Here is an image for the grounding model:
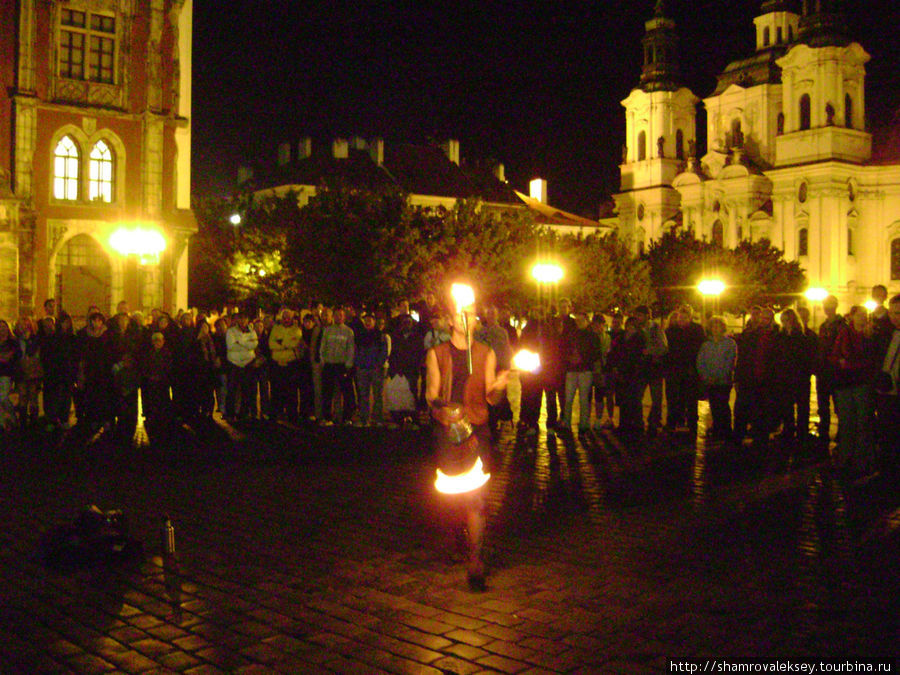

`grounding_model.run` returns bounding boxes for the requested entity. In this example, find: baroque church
[613,0,900,307]
[0,0,195,322]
